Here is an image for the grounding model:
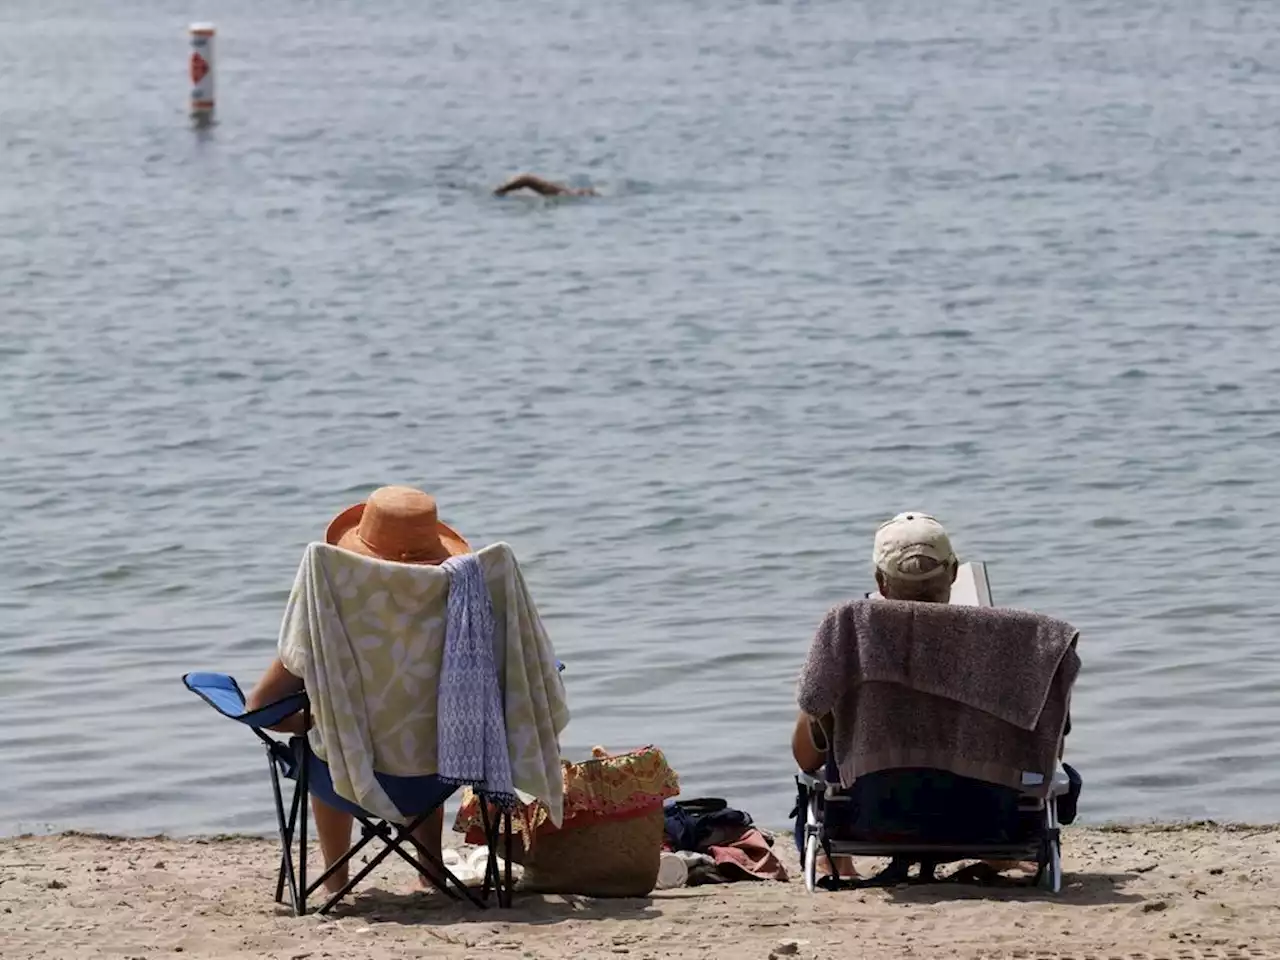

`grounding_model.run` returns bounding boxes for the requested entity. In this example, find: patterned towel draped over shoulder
[277,541,570,825]
[797,599,1079,795]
